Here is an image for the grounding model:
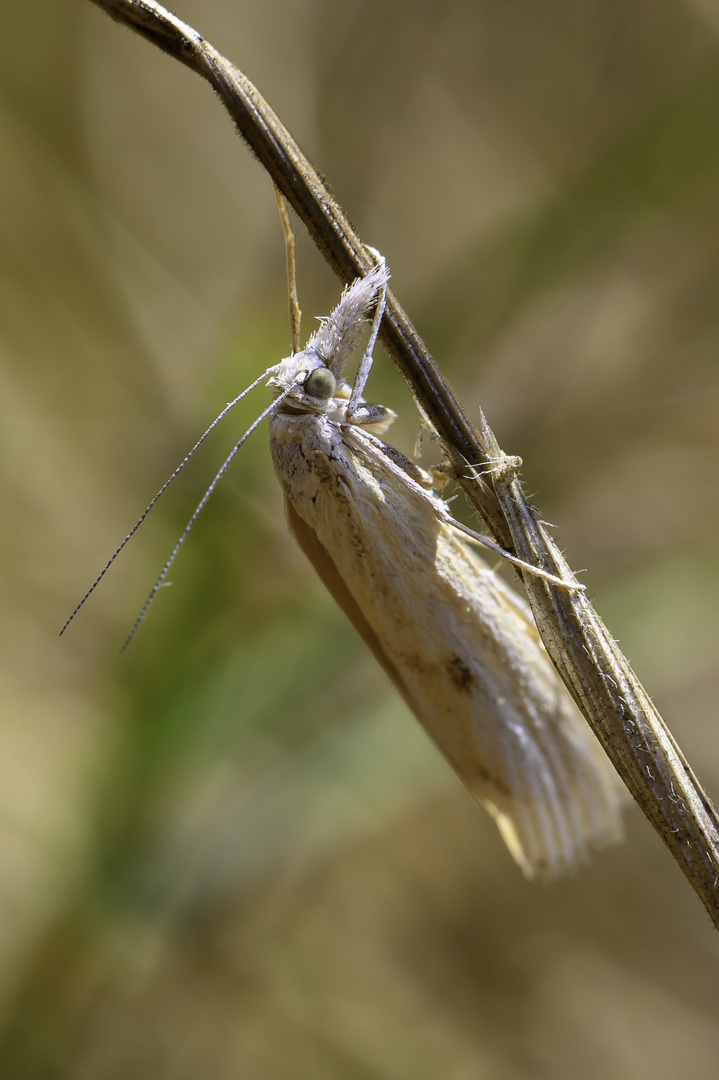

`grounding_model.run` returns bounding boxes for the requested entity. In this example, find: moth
[266,261,623,878]
[63,258,624,878]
